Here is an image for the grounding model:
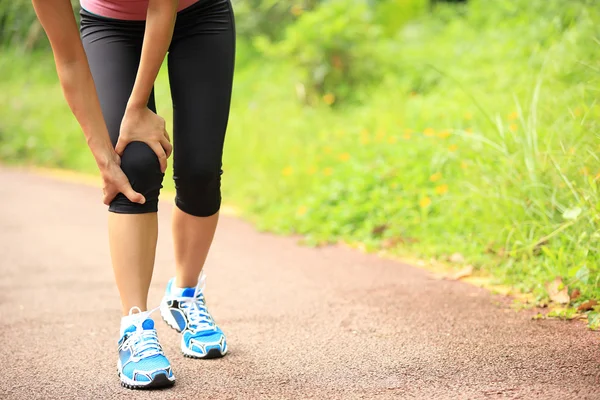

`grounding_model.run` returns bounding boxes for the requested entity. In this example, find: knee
[109,141,164,214]
[174,165,222,217]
